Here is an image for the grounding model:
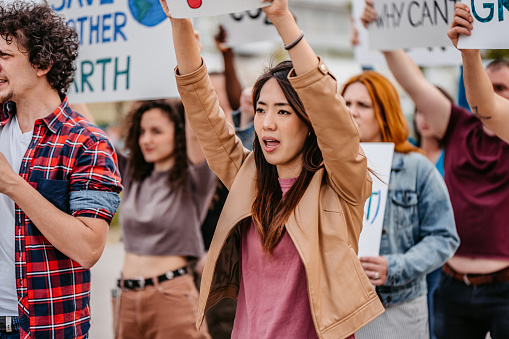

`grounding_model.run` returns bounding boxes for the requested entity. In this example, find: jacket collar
[40,97,71,134]
[0,98,71,133]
